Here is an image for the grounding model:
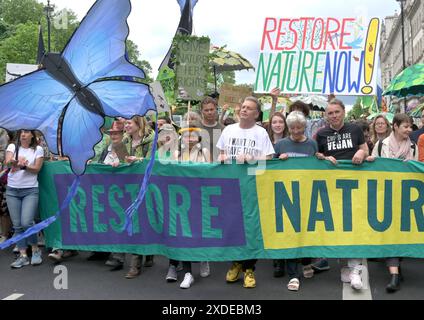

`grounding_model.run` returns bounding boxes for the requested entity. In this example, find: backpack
[377,139,416,157]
